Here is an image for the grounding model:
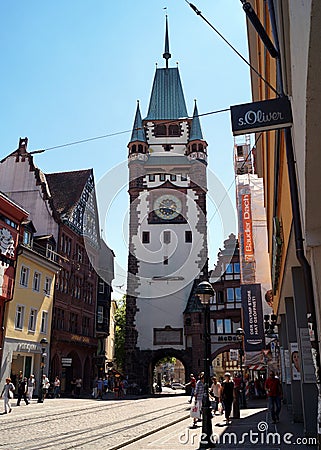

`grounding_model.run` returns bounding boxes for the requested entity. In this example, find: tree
[114,296,126,371]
